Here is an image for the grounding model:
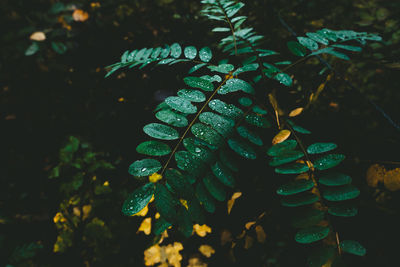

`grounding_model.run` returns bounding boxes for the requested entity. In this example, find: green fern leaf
[136,141,171,156]
[219,78,254,94]
[199,47,213,62]
[291,208,325,228]
[236,126,263,146]
[153,216,172,235]
[212,161,235,187]
[307,143,337,154]
[323,185,360,201]
[203,174,226,201]
[155,110,188,127]
[328,205,358,217]
[191,123,224,147]
[170,43,182,58]
[295,226,330,244]
[281,193,319,207]
[340,240,366,256]
[313,154,345,170]
[319,173,352,186]
[155,183,177,223]
[184,46,197,59]
[177,89,206,102]
[143,123,180,140]
[267,139,297,156]
[121,183,155,216]
[183,137,216,163]
[269,150,304,166]
[287,41,307,56]
[184,77,214,91]
[276,179,314,196]
[245,113,270,128]
[196,182,216,213]
[208,99,244,120]
[275,163,309,174]
[128,159,162,177]
[227,138,257,159]
[165,169,194,199]
[297,37,319,50]
[199,112,235,136]
[165,96,198,114]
